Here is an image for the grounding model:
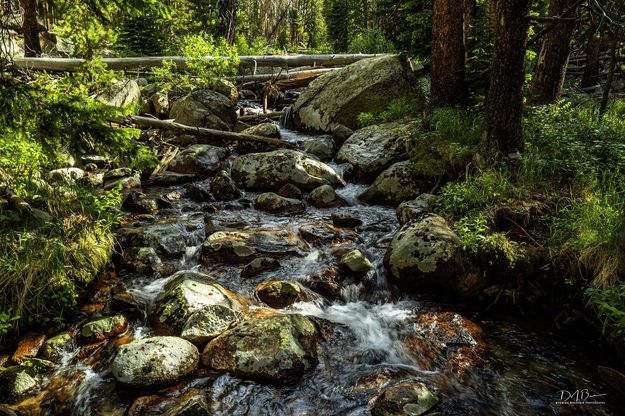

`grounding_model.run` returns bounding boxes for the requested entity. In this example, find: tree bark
[580,34,602,88]
[20,0,41,57]
[528,0,578,104]
[599,33,621,116]
[431,0,466,106]
[483,0,531,156]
